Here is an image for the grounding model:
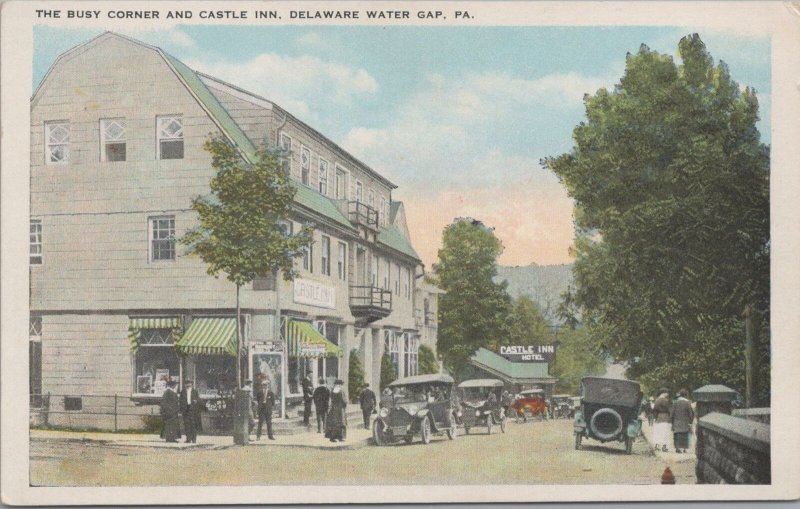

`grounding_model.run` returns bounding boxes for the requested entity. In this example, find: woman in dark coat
[671,389,695,453]
[160,380,181,443]
[325,379,347,442]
